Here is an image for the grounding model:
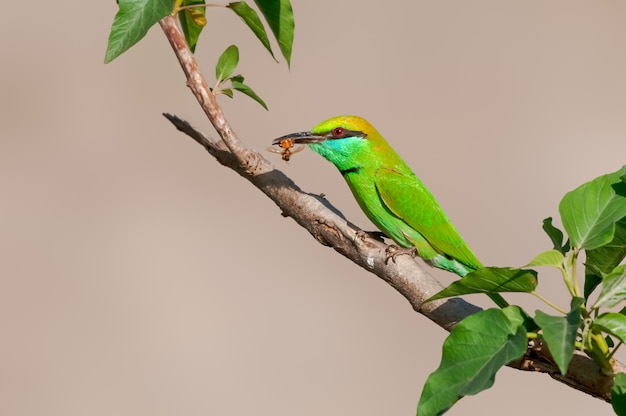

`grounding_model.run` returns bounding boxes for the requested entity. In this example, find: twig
[159,17,247,160]
[157,15,623,402]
